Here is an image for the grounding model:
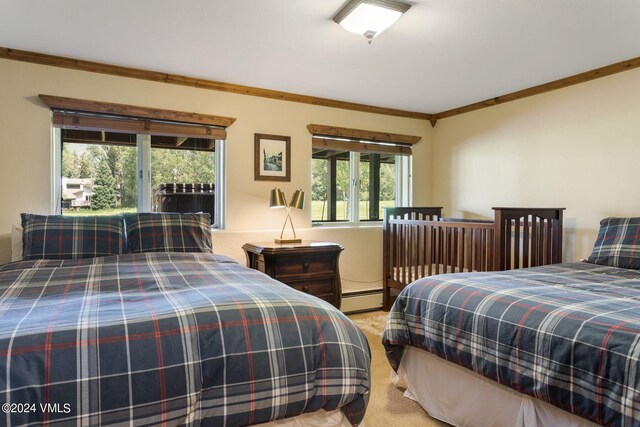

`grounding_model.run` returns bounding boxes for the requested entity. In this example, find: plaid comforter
[383,262,640,427]
[0,253,370,426]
